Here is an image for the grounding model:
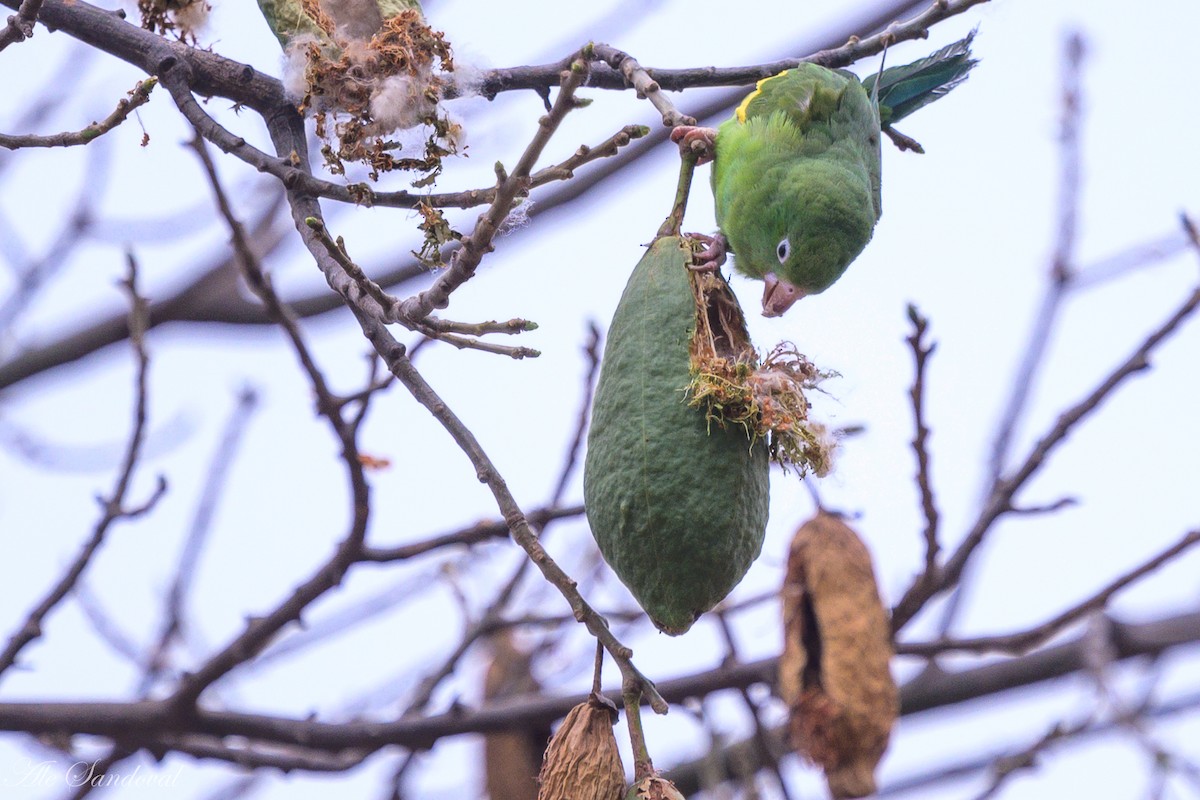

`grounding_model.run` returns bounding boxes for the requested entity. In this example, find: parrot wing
[862,31,978,125]
[734,66,857,137]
